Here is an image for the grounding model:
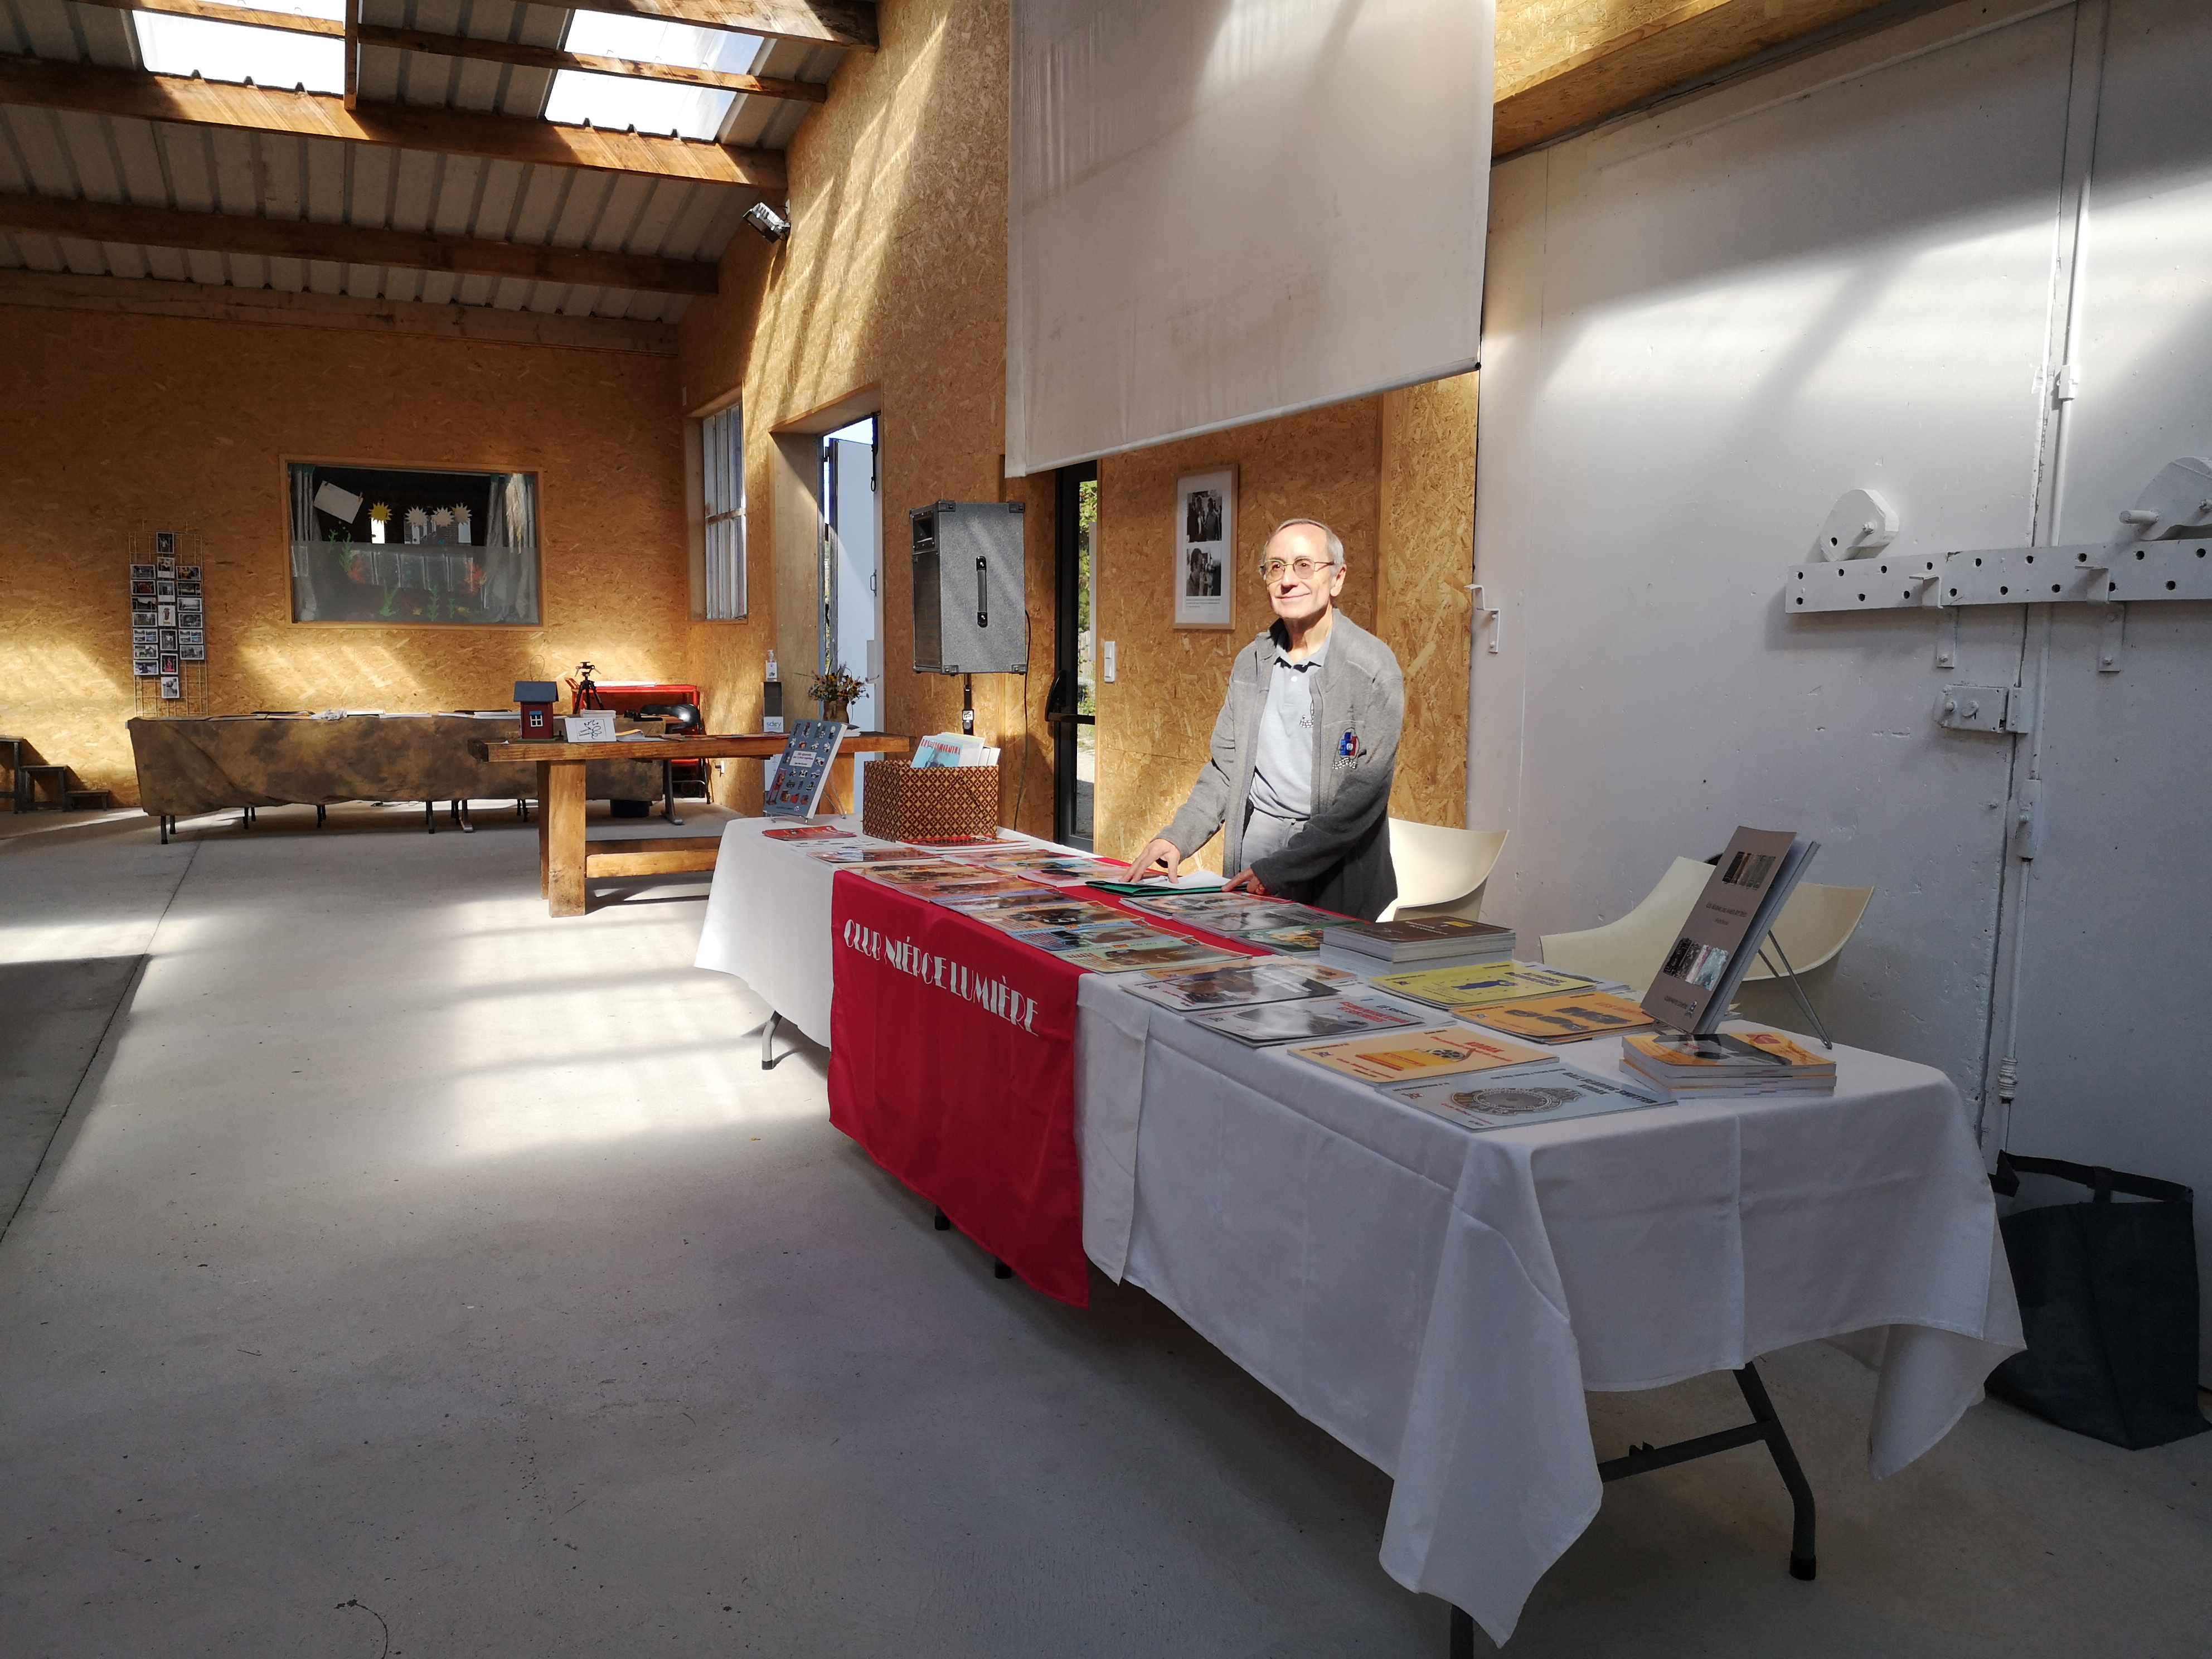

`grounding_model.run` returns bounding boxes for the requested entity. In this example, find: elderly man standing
[1132,518,1403,919]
